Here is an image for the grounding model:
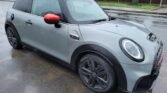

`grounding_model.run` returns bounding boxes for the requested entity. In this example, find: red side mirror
[44,13,61,24]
